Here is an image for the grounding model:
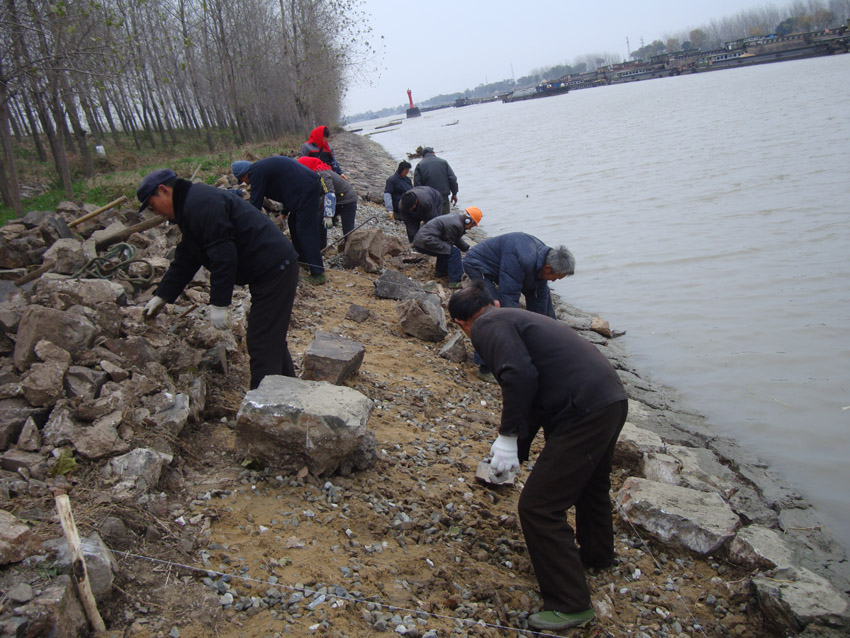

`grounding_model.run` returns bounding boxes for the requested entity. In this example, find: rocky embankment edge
[338,130,850,636]
[0,129,846,638]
